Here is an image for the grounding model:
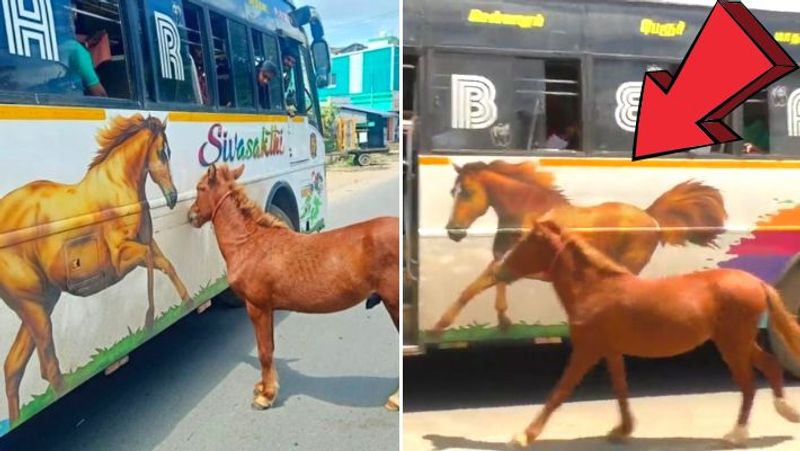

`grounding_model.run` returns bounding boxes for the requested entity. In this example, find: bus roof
[622,0,800,14]
[197,0,307,43]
